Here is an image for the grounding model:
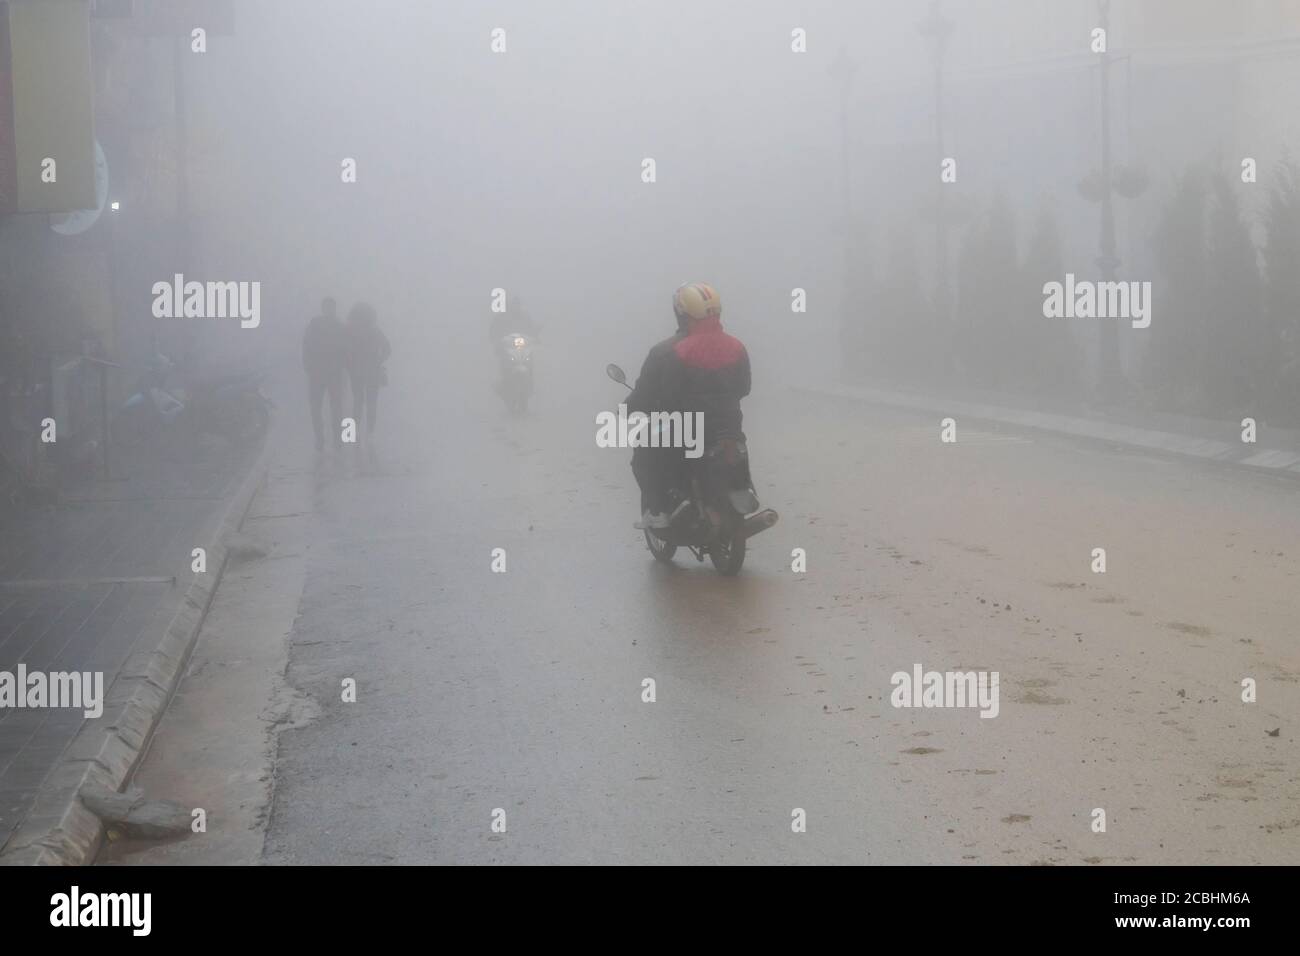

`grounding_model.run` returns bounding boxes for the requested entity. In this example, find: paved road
[236,349,1300,866]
